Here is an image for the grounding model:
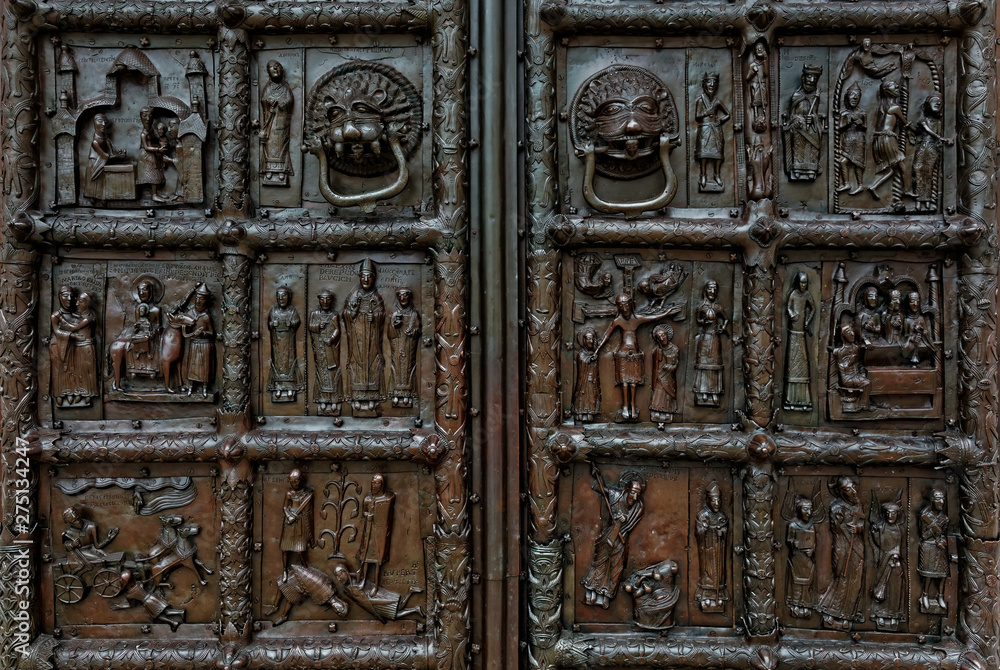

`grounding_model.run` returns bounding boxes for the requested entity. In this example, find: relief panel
[565,462,738,632]
[775,468,959,636]
[563,249,742,425]
[40,463,219,635]
[254,462,434,635]
[253,253,432,422]
[41,257,223,424]
[776,37,958,215]
[40,35,216,212]
[251,35,431,216]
